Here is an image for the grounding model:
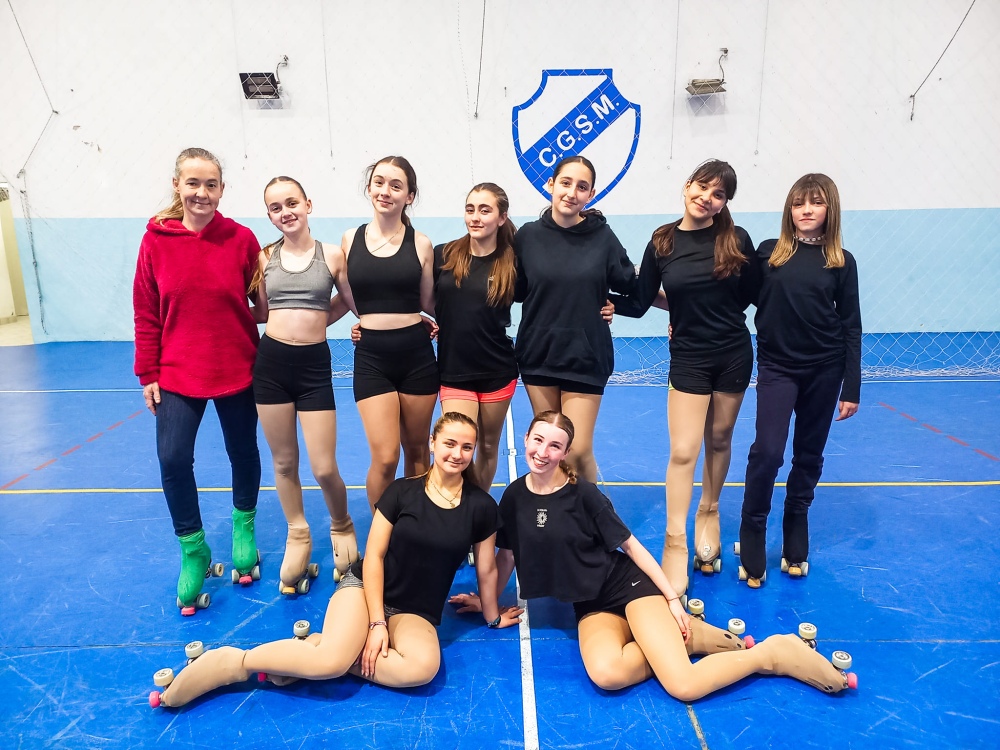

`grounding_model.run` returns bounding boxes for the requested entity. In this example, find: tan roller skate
[149,645,249,708]
[756,631,858,693]
[330,516,359,582]
[685,611,754,655]
[661,531,690,607]
[693,497,722,575]
[279,525,319,596]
